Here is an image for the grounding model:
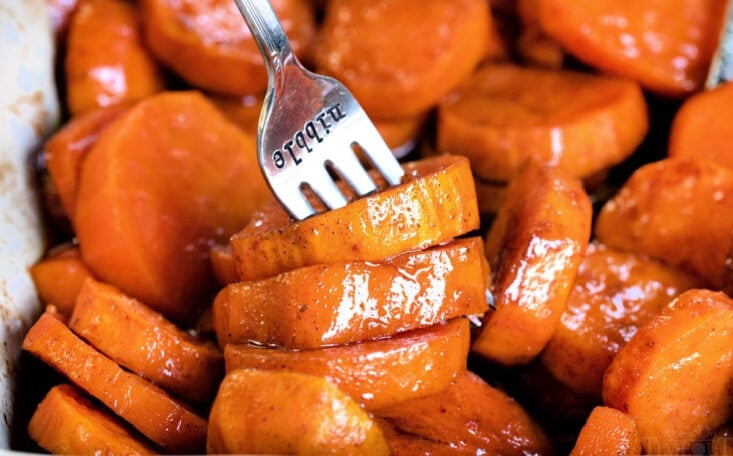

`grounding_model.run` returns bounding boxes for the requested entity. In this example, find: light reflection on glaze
[321,246,461,341]
[502,236,577,316]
